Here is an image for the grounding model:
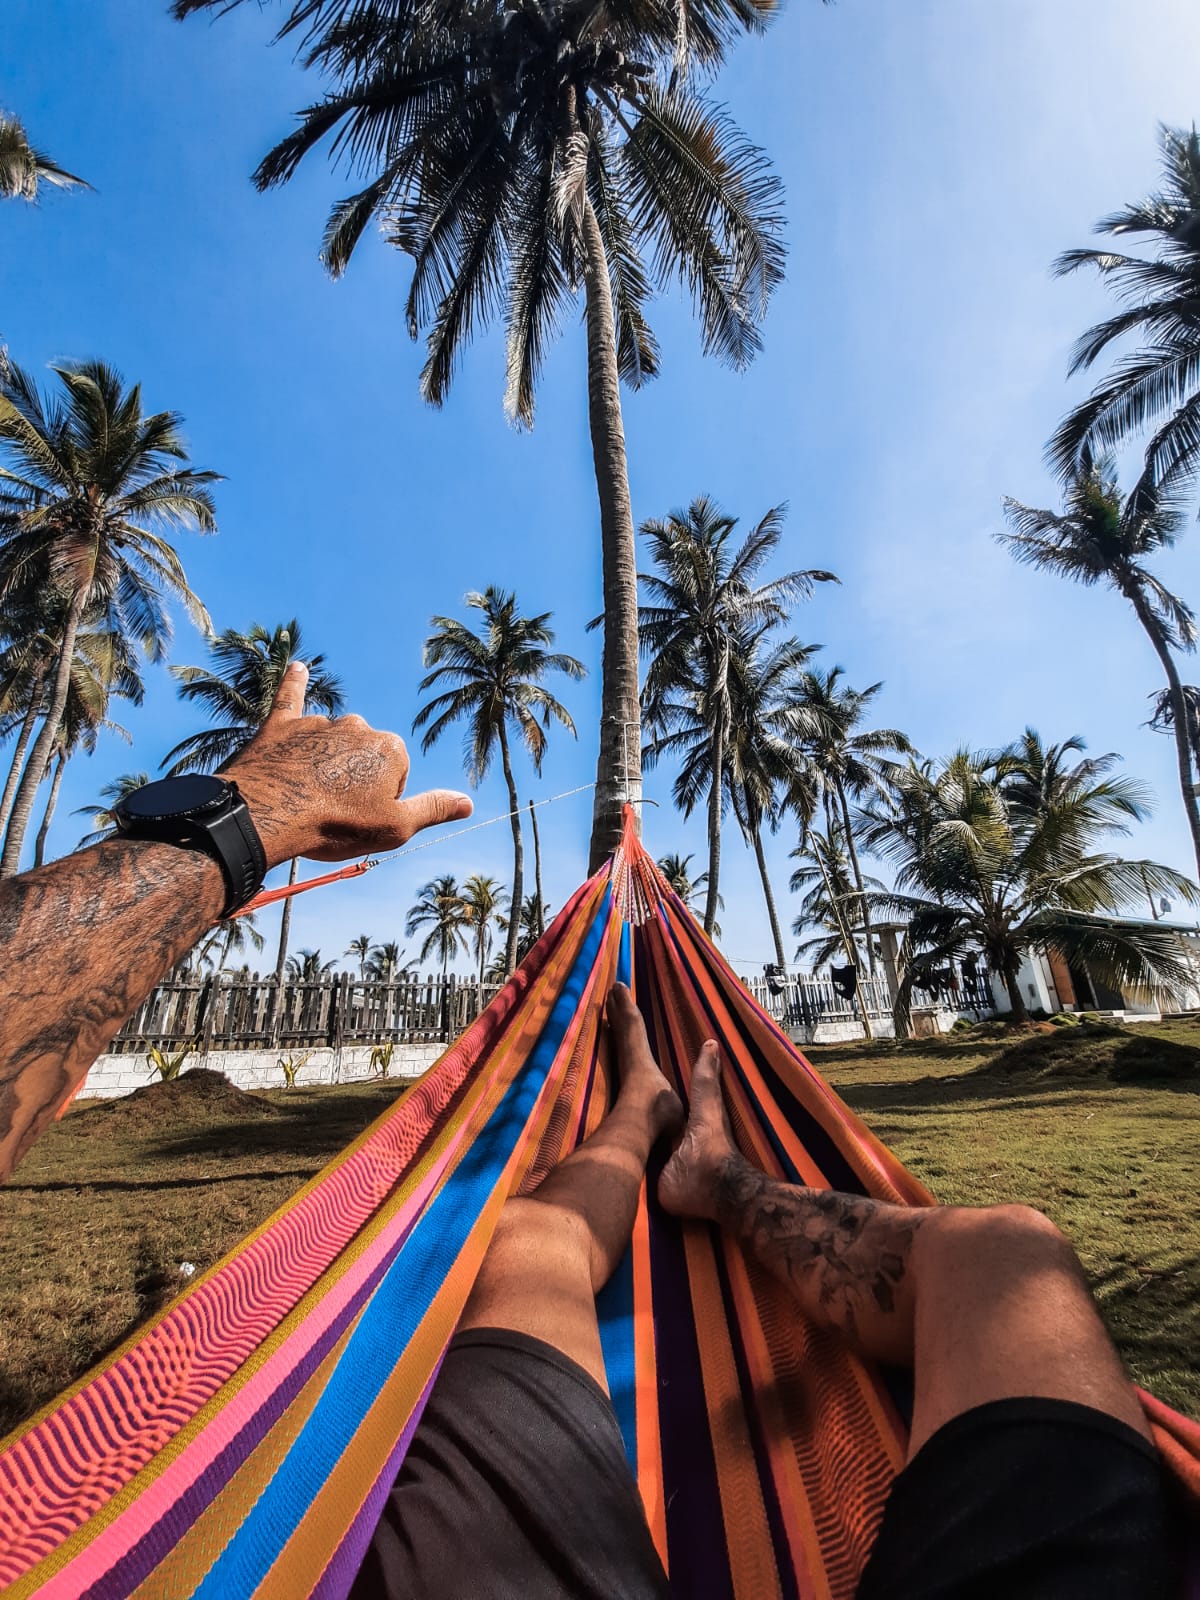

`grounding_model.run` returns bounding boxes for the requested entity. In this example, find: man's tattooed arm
[0,662,471,1181]
[0,840,227,1178]
[714,1158,926,1362]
